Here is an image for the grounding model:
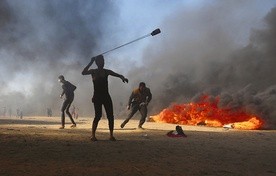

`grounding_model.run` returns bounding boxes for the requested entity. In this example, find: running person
[58,75,77,129]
